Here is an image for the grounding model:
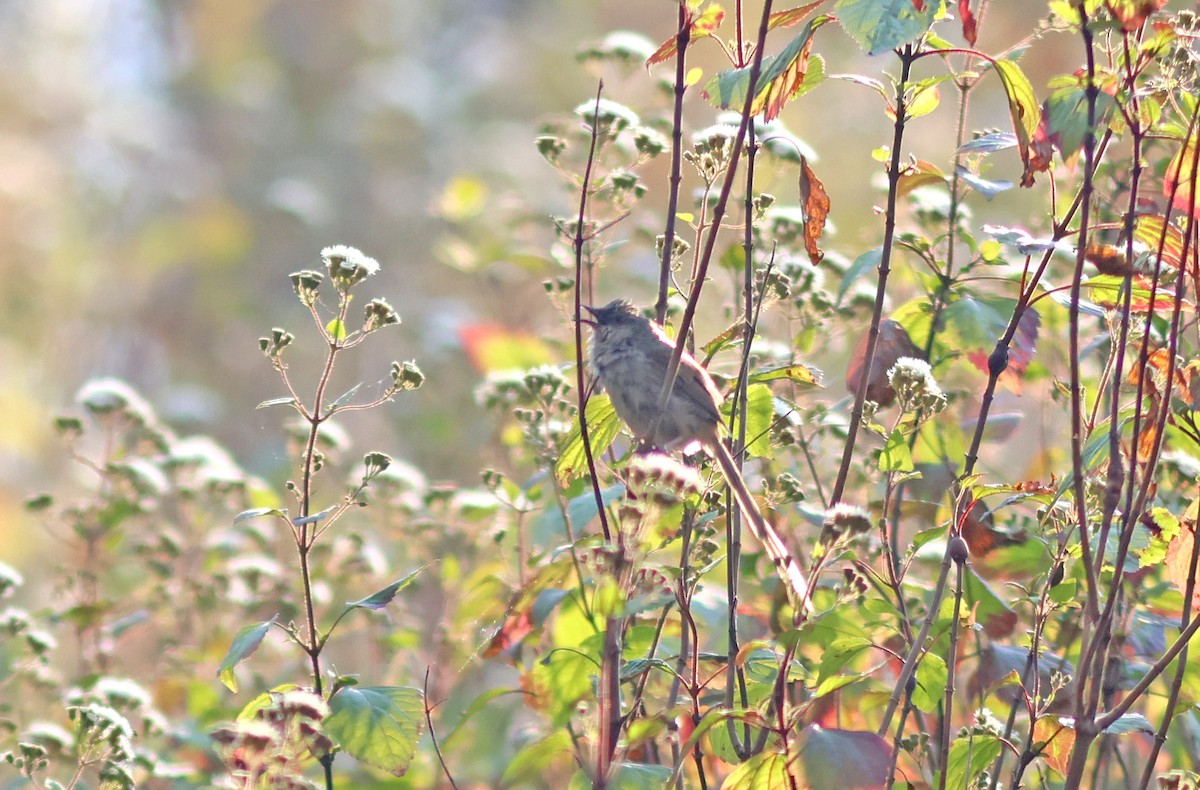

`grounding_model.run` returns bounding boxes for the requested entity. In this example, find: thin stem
[830,44,917,505]
[574,80,613,544]
[646,0,775,443]
[656,3,690,324]
[424,668,459,790]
